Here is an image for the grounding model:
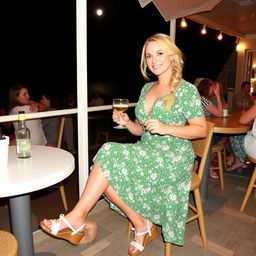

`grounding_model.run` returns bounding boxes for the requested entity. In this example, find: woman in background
[227,104,256,170]
[211,81,229,109]
[197,78,223,117]
[197,78,224,178]
[9,84,47,145]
